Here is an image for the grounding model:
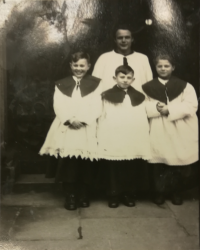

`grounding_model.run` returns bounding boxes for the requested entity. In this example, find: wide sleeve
[92,55,105,78]
[53,86,74,124]
[75,83,103,125]
[144,56,153,83]
[168,83,198,122]
[144,96,162,118]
